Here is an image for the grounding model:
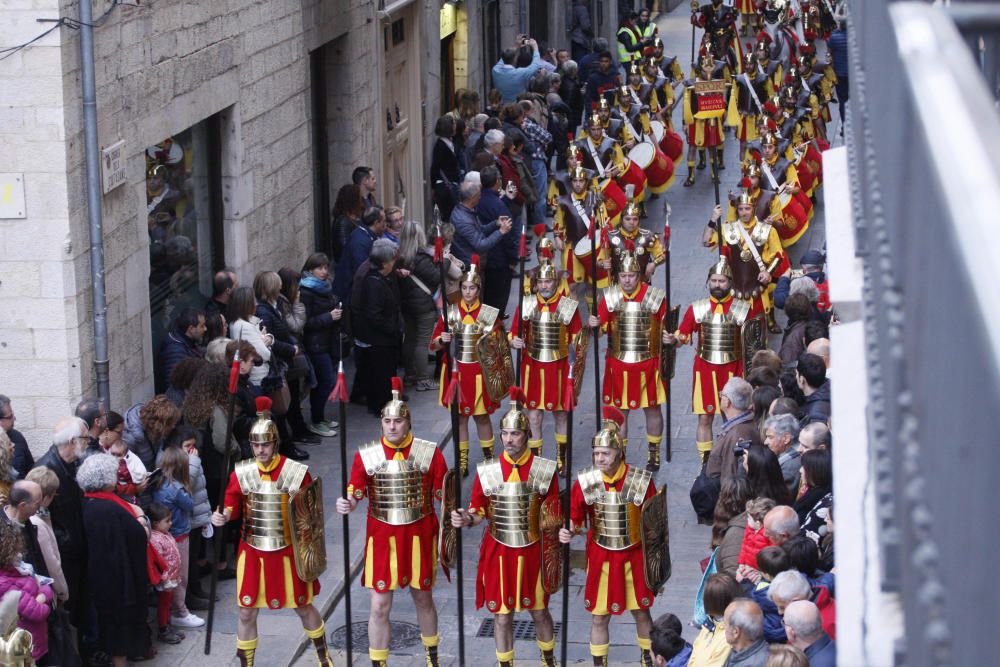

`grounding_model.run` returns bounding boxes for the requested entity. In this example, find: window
[145,117,224,376]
